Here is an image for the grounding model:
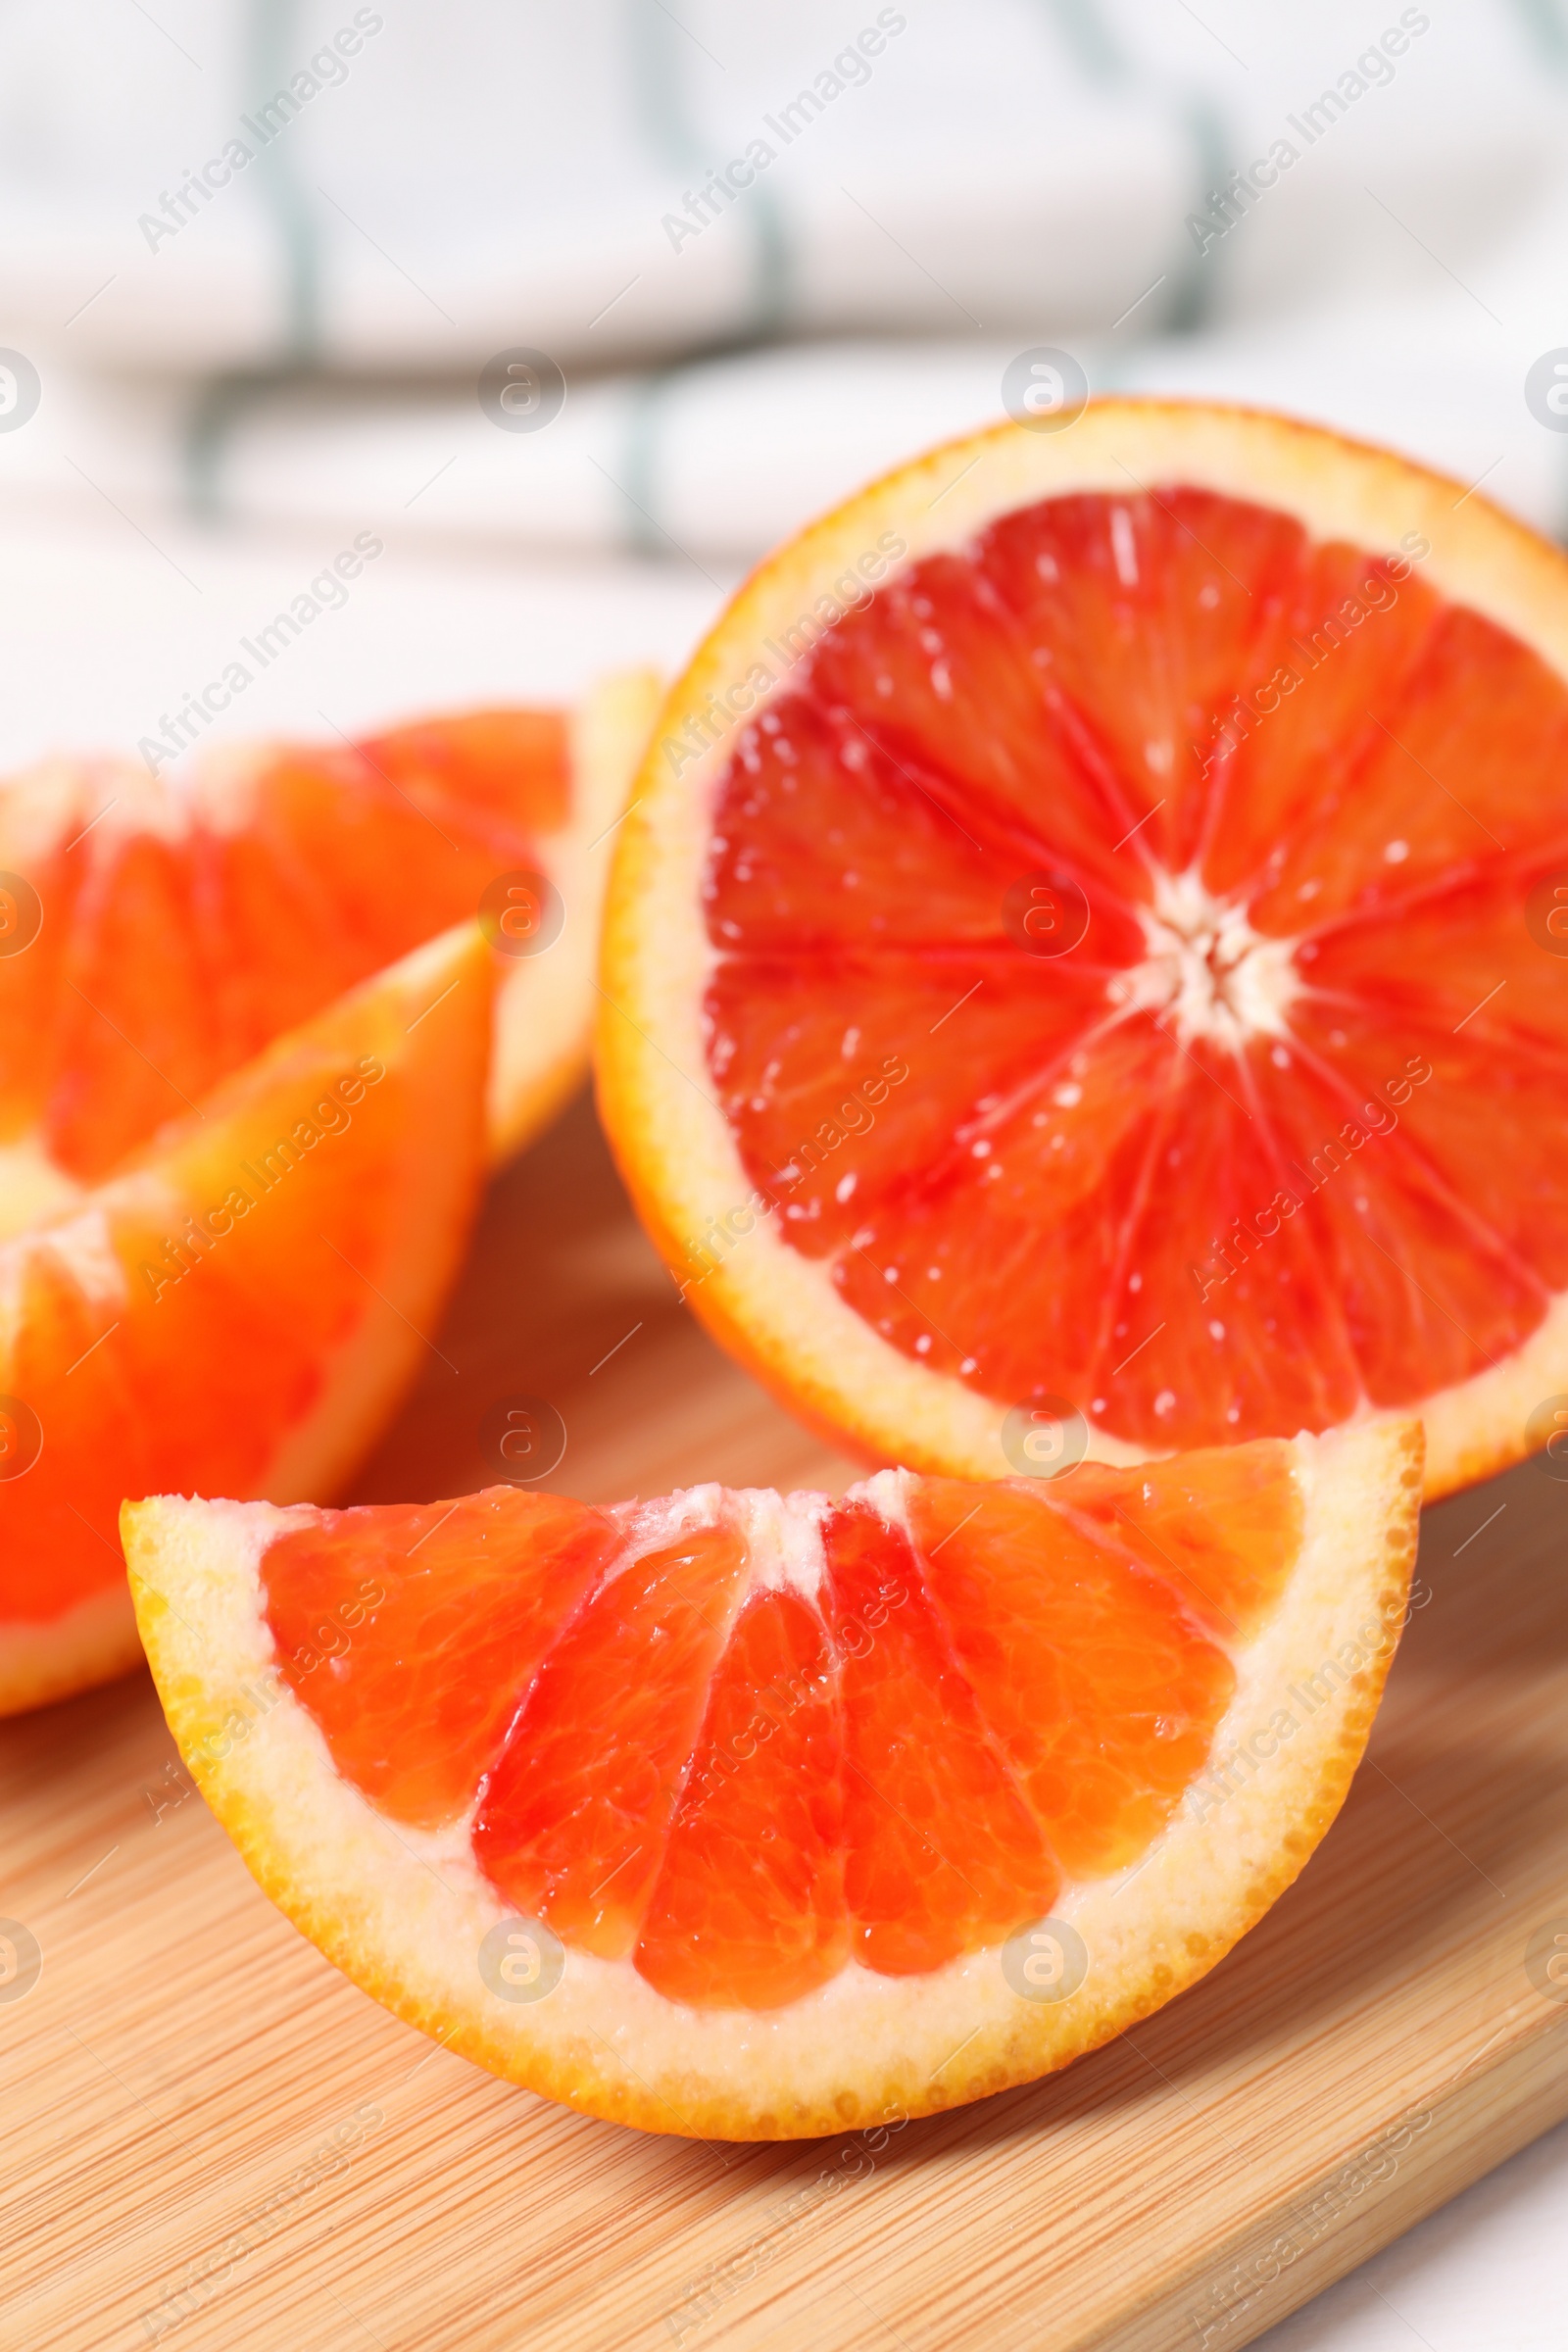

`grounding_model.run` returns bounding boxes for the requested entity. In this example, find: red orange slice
[0,924,492,1713]
[0,669,658,1239]
[124,1417,1420,2138]
[597,403,1568,1497]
